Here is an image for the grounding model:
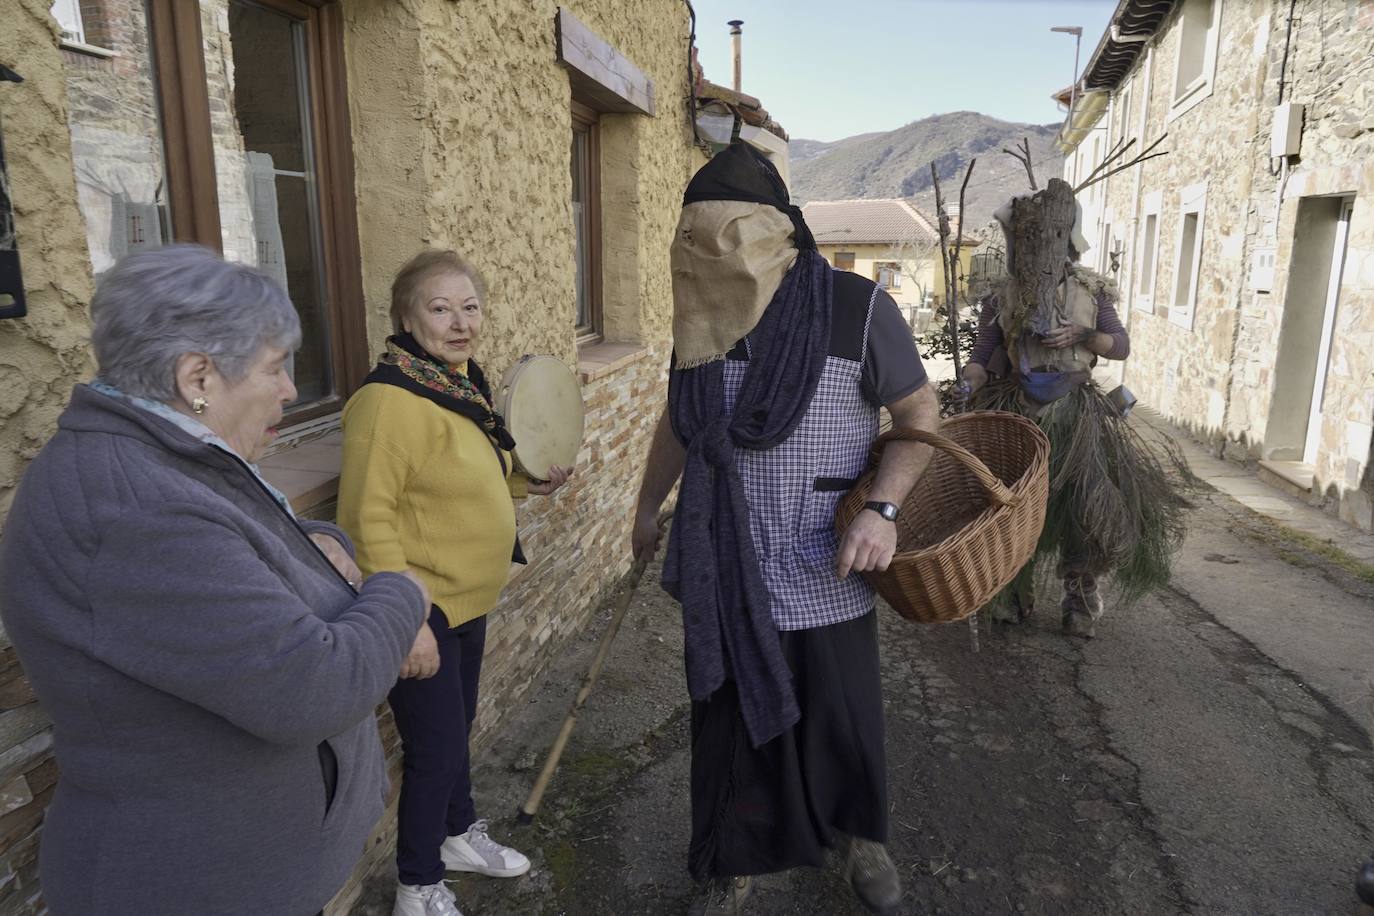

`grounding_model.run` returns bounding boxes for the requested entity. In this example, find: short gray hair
[91,245,302,401]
